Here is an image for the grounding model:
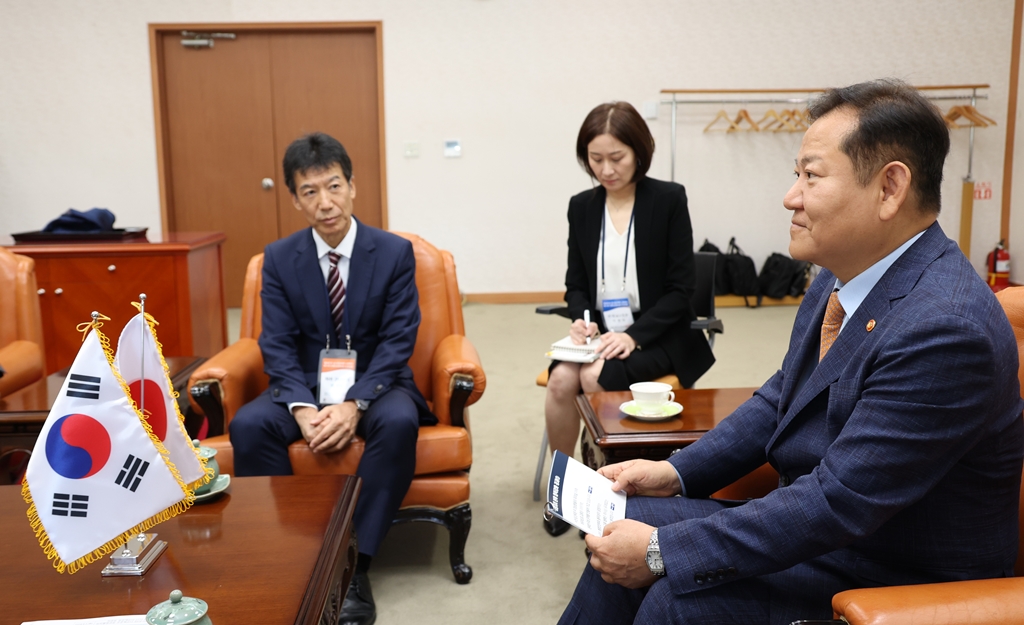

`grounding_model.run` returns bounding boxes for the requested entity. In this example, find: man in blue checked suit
[230,132,434,625]
[559,80,1024,625]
